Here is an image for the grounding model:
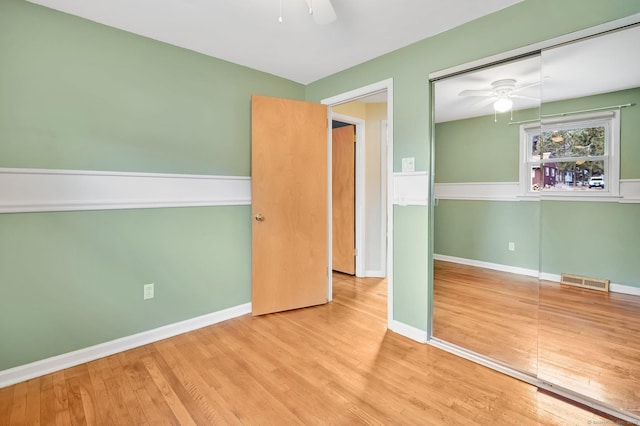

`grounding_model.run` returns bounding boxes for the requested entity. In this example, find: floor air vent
[560,273,609,292]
